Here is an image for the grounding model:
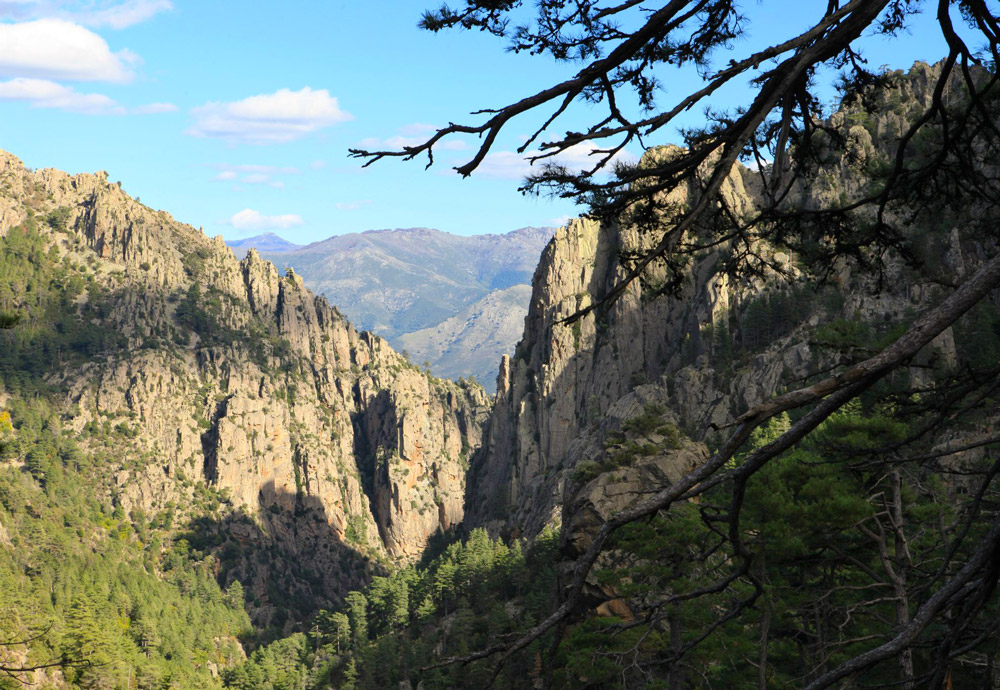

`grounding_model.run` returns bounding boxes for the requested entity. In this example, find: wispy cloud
[134,101,176,114]
[466,141,637,180]
[224,208,304,235]
[0,78,174,115]
[0,0,173,28]
[0,77,124,113]
[334,199,372,211]
[0,18,138,82]
[187,87,352,144]
[75,0,172,29]
[356,122,468,152]
[209,162,300,189]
